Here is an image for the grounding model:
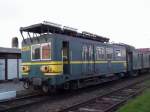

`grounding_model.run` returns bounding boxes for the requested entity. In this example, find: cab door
[62,41,70,75]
